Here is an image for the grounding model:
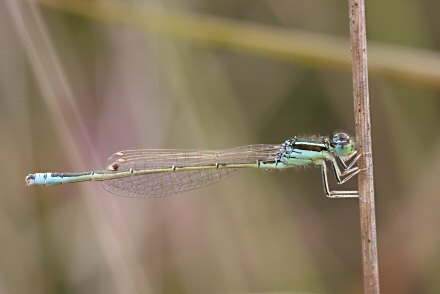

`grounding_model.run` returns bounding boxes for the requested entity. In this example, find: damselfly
[26,132,361,198]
